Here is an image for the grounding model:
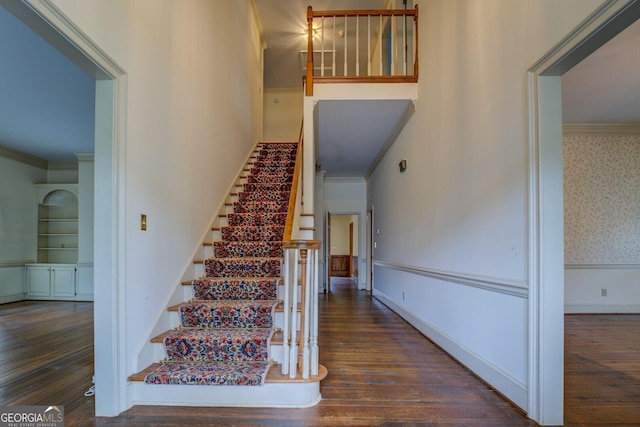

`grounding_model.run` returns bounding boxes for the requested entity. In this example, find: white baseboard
[0,293,25,304]
[373,289,528,411]
[565,304,640,314]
